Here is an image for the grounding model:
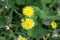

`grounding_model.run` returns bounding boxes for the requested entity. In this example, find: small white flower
[18,35,22,38]
[51,34,58,38]
[5,25,10,30]
[5,6,8,9]
[21,19,25,22]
